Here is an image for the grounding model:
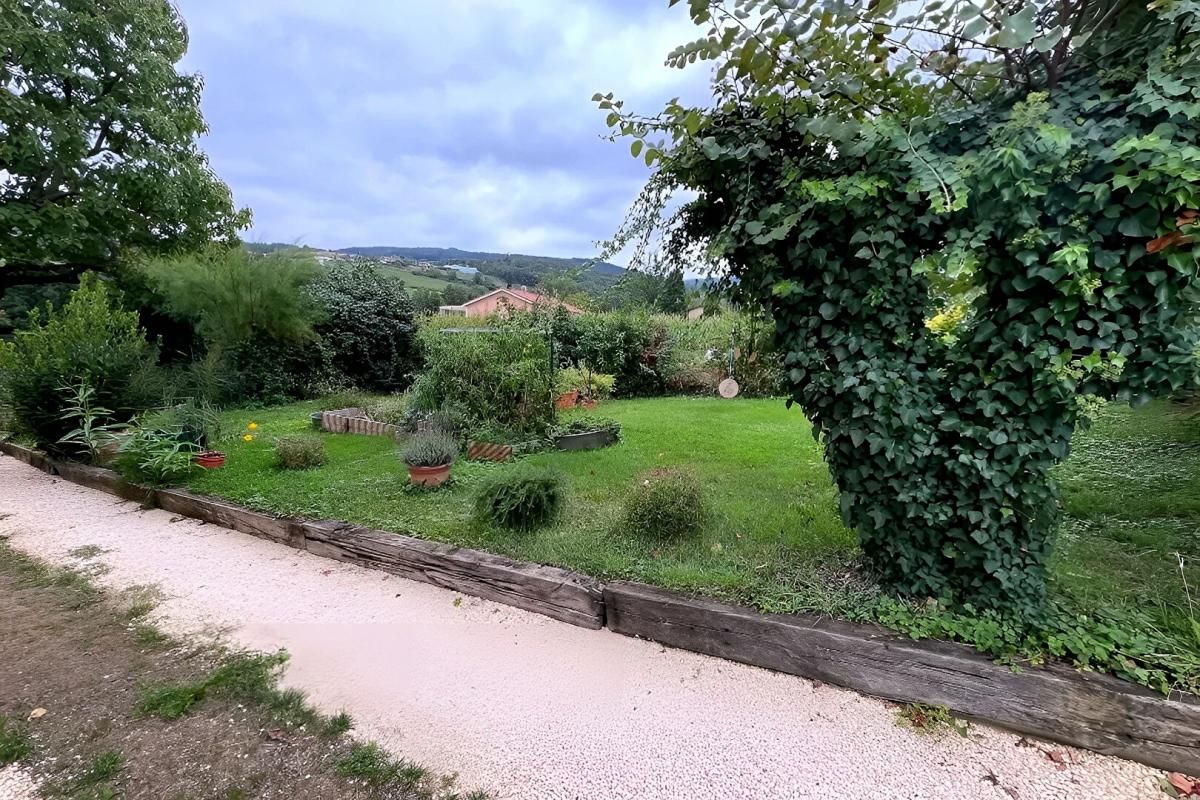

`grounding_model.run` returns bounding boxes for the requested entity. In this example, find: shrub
[555,367,615,399]
[274,436,327,470]
[400,432,459,468]
[622,469,707,540]
[114,419,198,486]
[0,275,158,450]
[410,327,553,433]
[363,394,408,425]
[474,466,565,530]
[140,398,222,450]
[309,263,417,392]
